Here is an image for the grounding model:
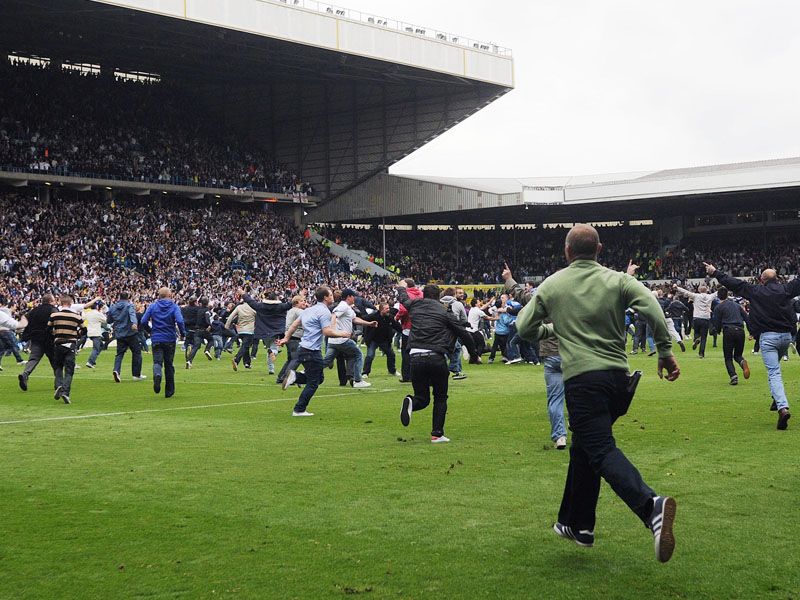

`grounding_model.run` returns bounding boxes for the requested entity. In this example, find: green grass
[1,342,798,599]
